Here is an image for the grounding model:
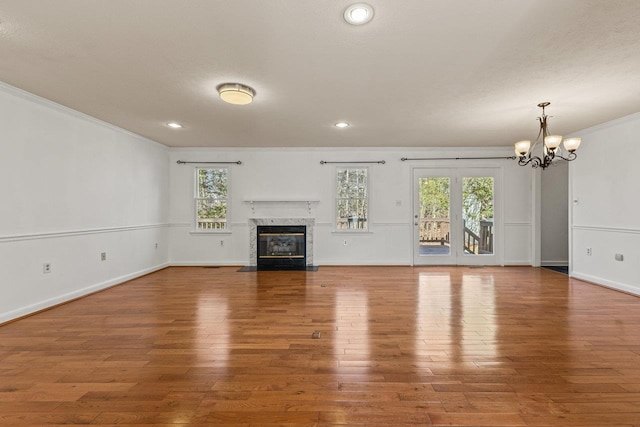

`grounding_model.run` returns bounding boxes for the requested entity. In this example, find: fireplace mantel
[248,218,314,266]
[244,199,319,215]
[244,199,319,203]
